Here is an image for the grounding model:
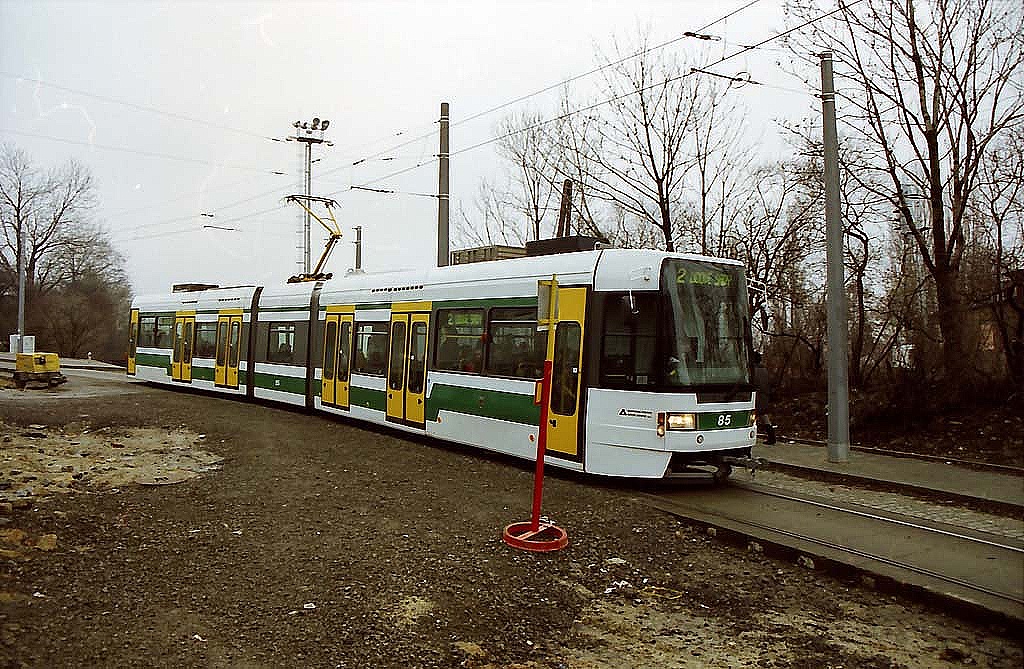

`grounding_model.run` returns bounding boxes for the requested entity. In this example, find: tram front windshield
[597,259,750,390]
[661,259,749,387]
